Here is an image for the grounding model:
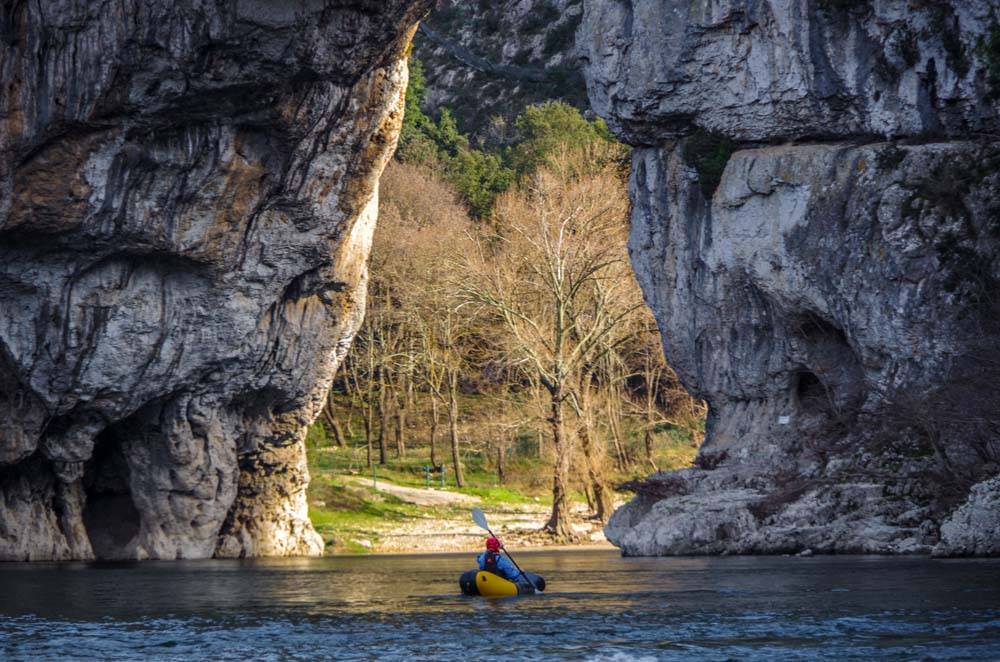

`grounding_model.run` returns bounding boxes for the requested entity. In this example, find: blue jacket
[477,551,519,581]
